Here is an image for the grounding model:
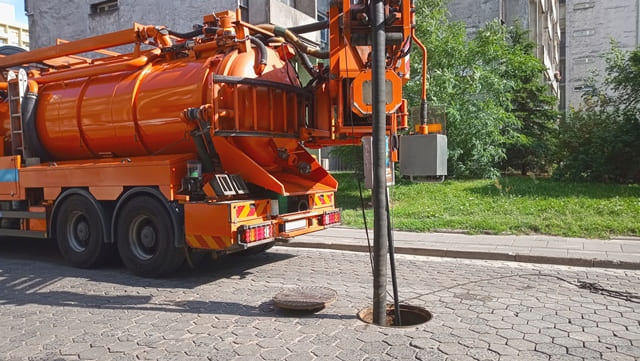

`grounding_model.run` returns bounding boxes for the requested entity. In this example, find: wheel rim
[129,214,158,261]
[66,211,91,253]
